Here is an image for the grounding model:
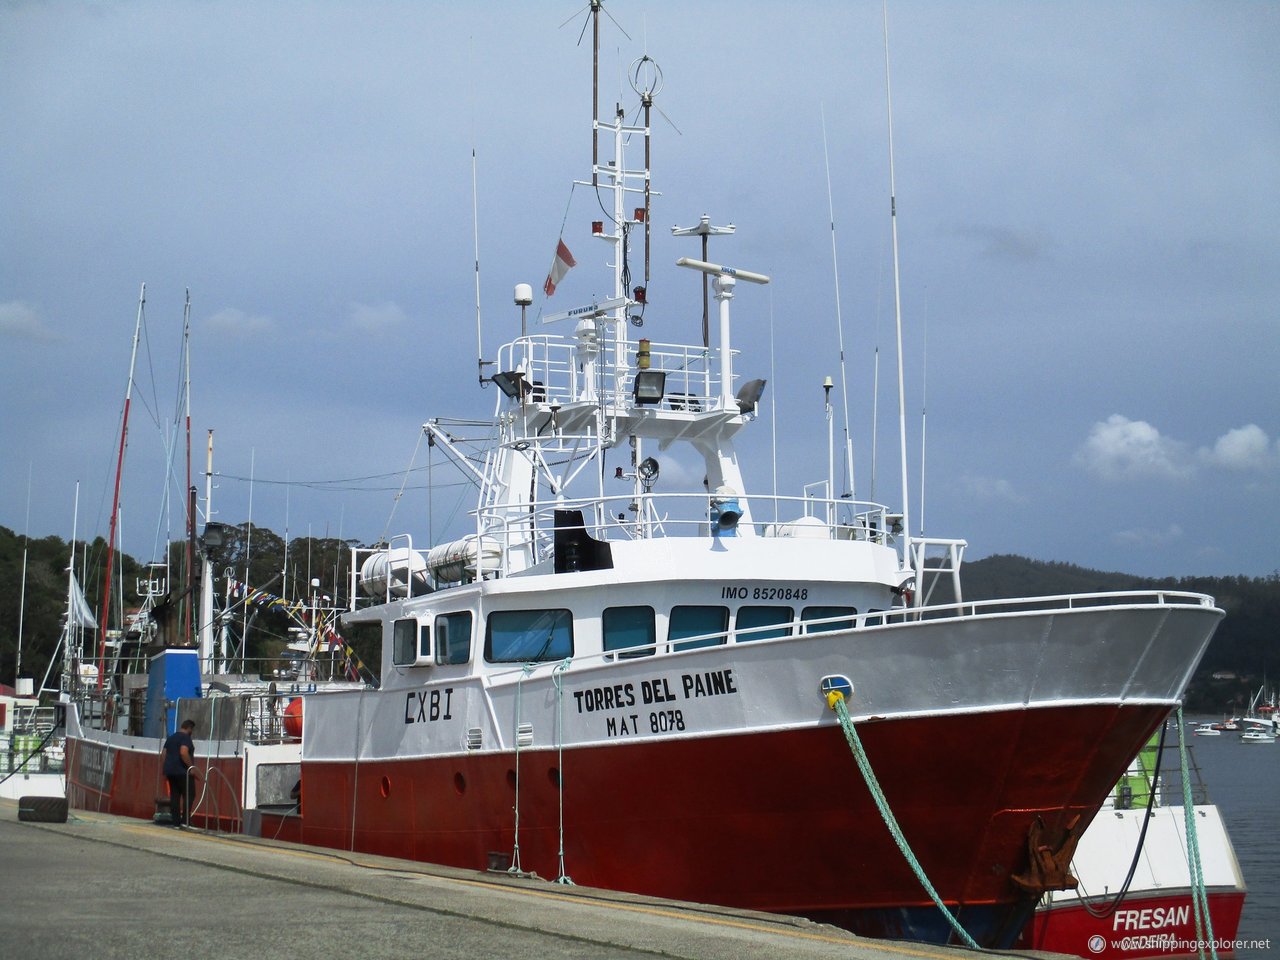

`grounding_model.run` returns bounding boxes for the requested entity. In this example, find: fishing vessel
[64,5,1223,949]
[0,681,64,801]
[1020,729,1246,958]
